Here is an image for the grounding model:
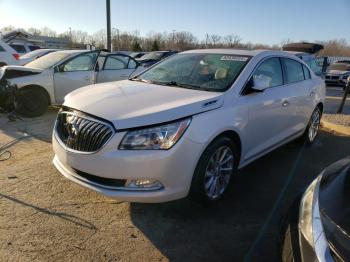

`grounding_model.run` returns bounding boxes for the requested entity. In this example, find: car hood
[64,80,224,130]
[319,157,350,258]
[1,65,43,80]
